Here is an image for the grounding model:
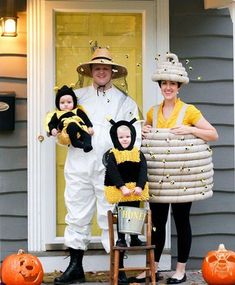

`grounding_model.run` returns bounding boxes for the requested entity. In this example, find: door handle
[38,135,44,142]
